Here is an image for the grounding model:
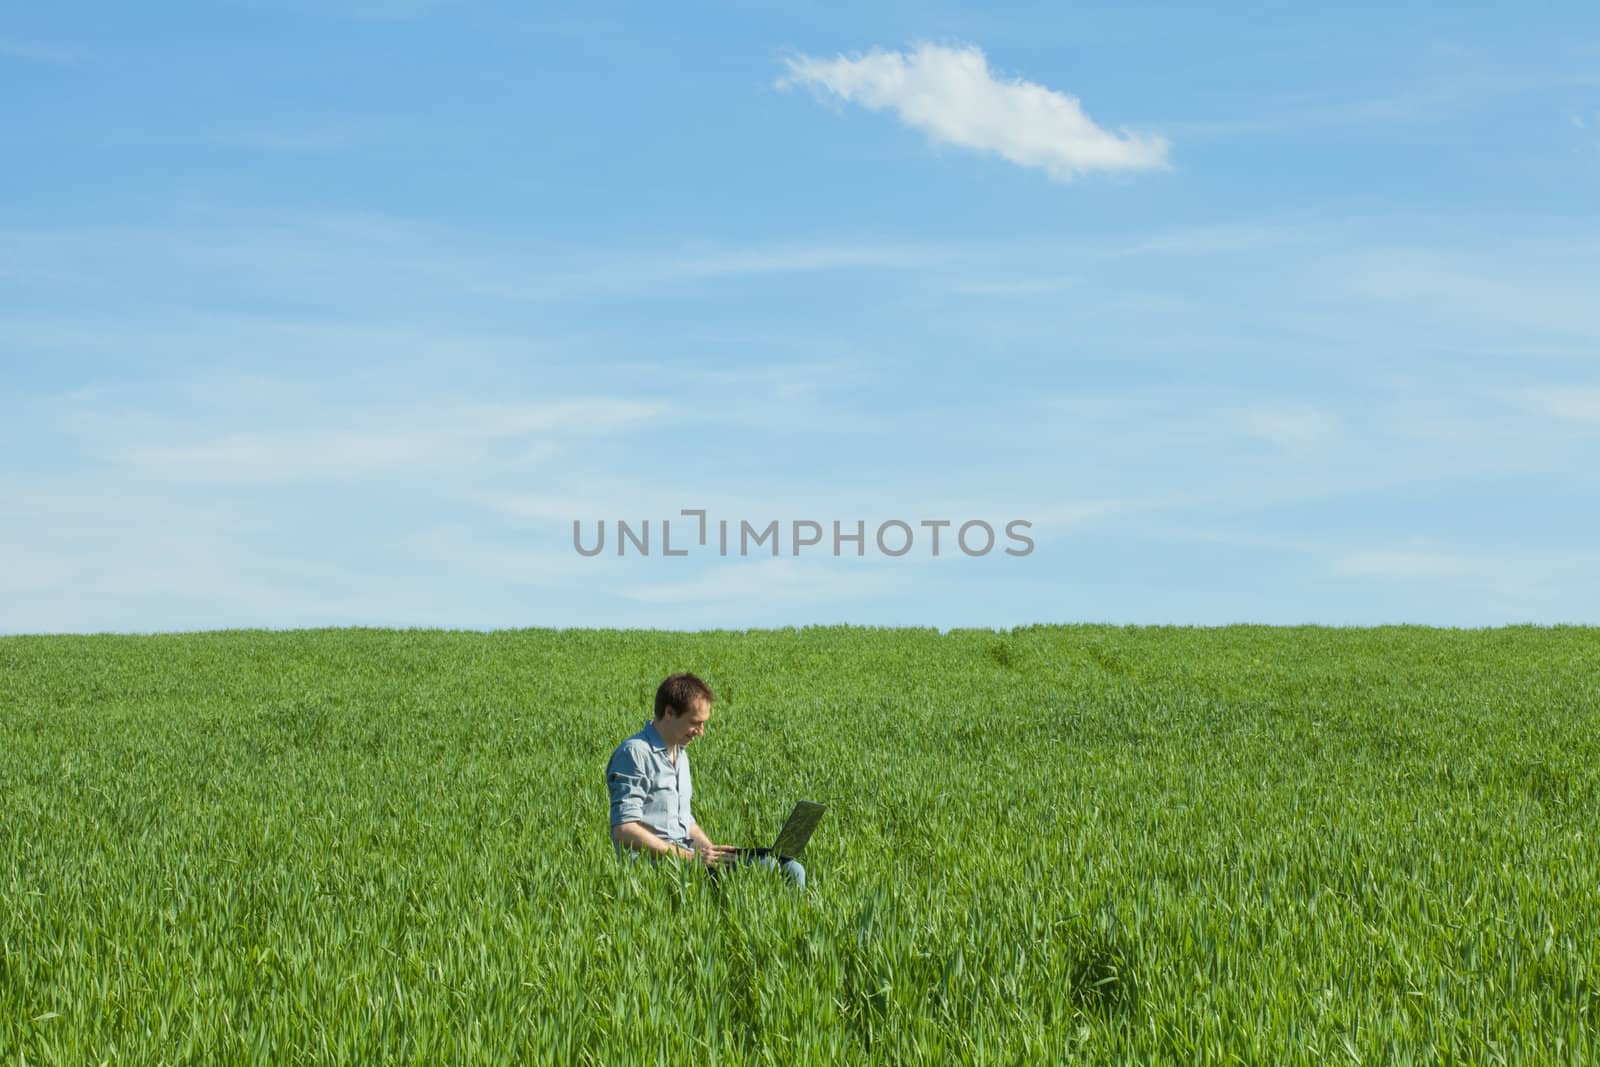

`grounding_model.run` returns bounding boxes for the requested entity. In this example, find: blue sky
[3,2,1598,632]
